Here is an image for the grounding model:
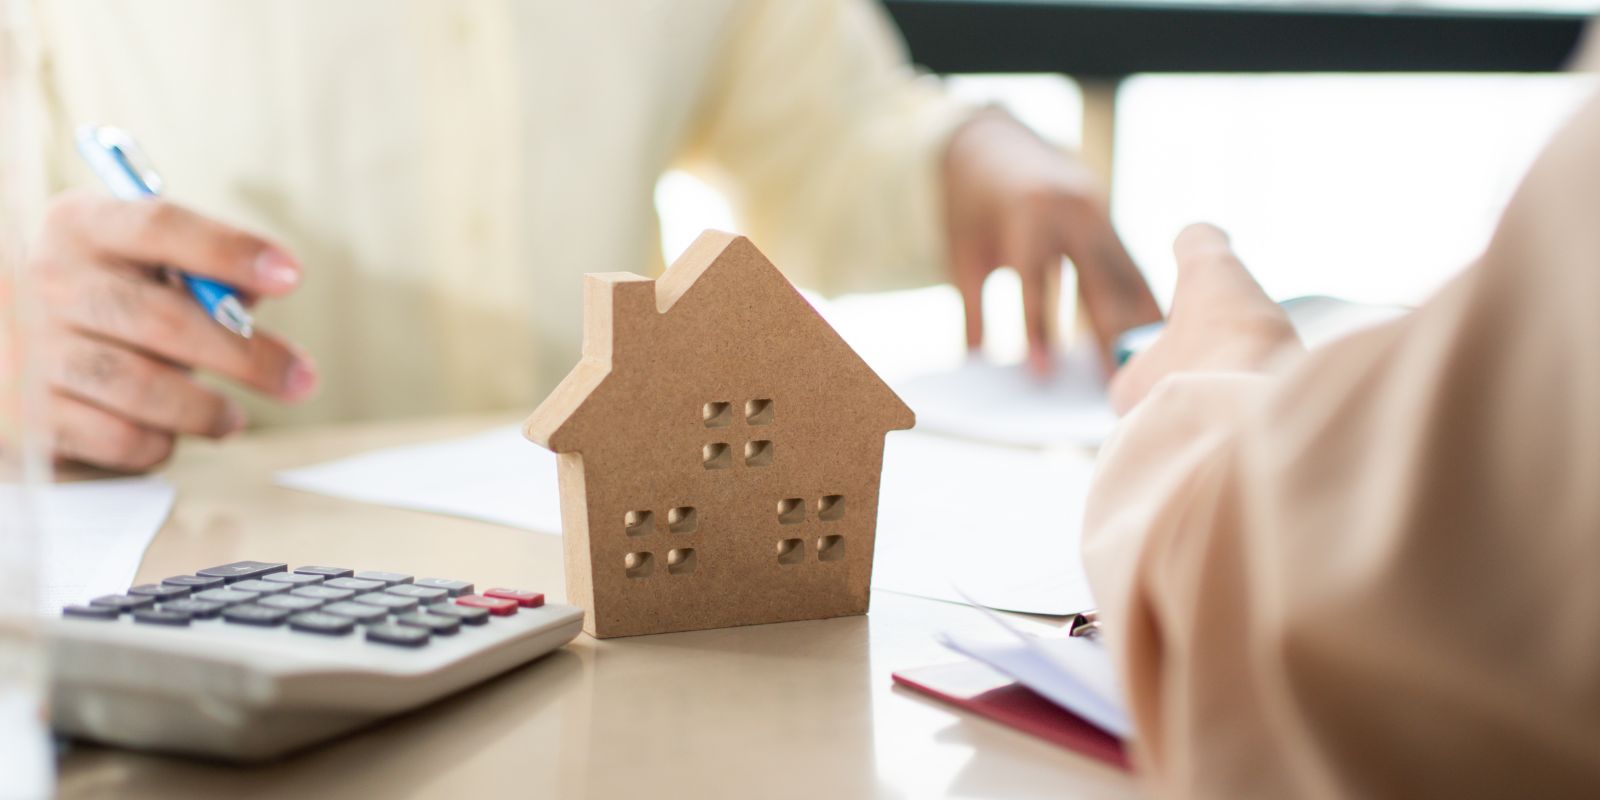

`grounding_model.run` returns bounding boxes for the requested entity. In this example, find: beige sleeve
[1082,87,1600,796]
[680,0,973,294]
